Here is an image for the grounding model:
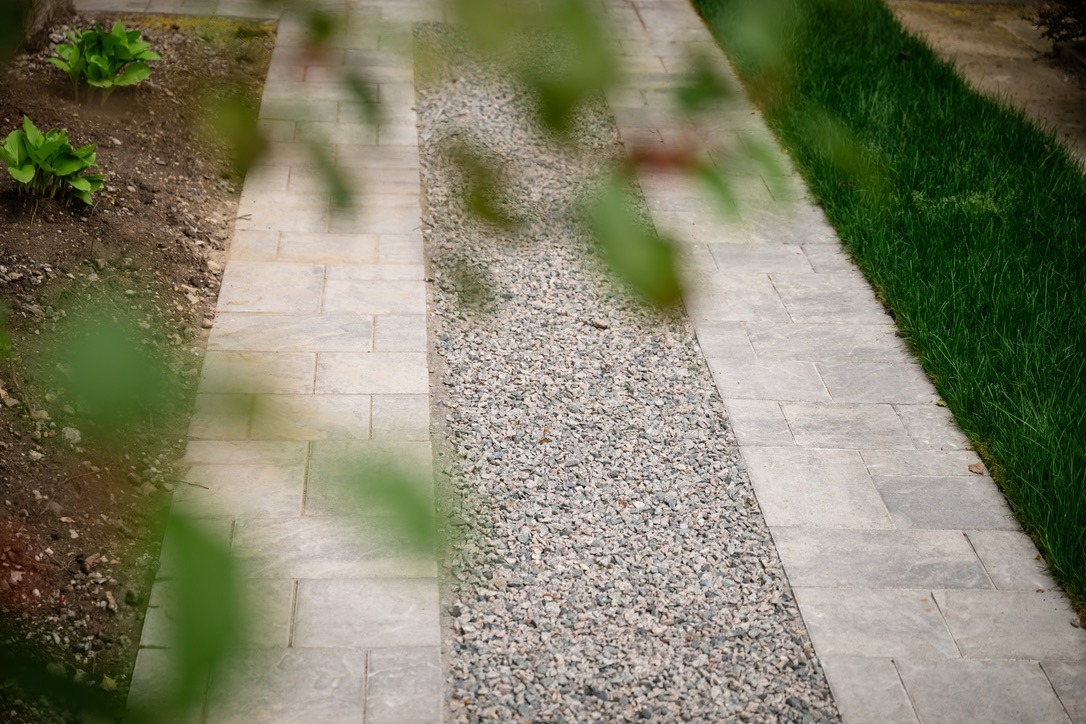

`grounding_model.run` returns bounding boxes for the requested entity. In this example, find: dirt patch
[0,13,273,721]
[887,1,1086,163]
